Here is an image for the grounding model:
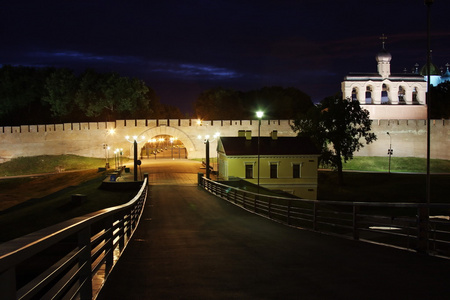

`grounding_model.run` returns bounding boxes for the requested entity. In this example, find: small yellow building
[217,131,320,199]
